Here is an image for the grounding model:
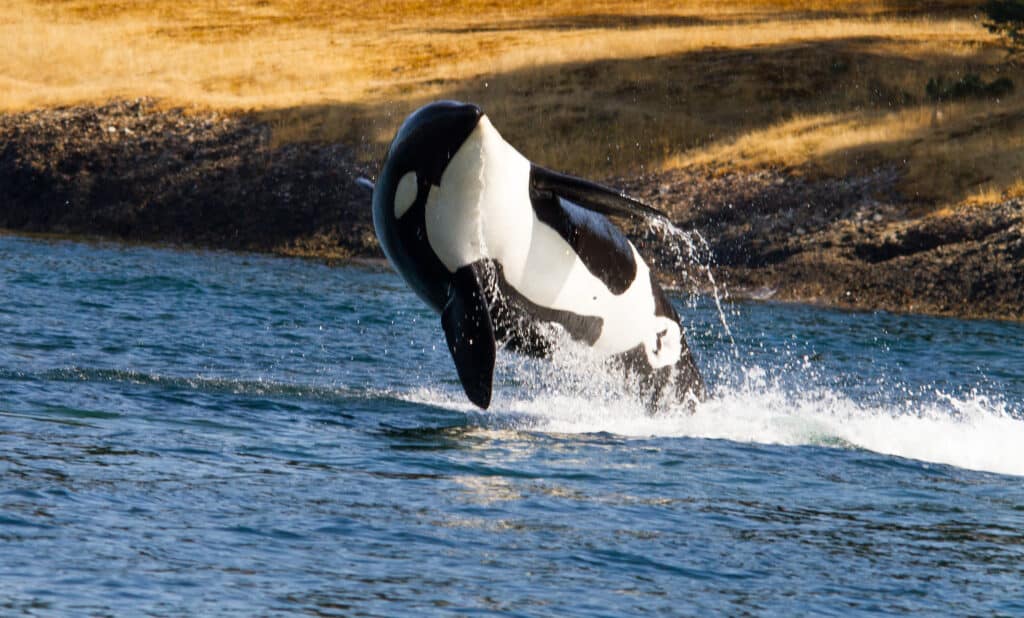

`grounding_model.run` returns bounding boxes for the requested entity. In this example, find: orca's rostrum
[368,100,705,410]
